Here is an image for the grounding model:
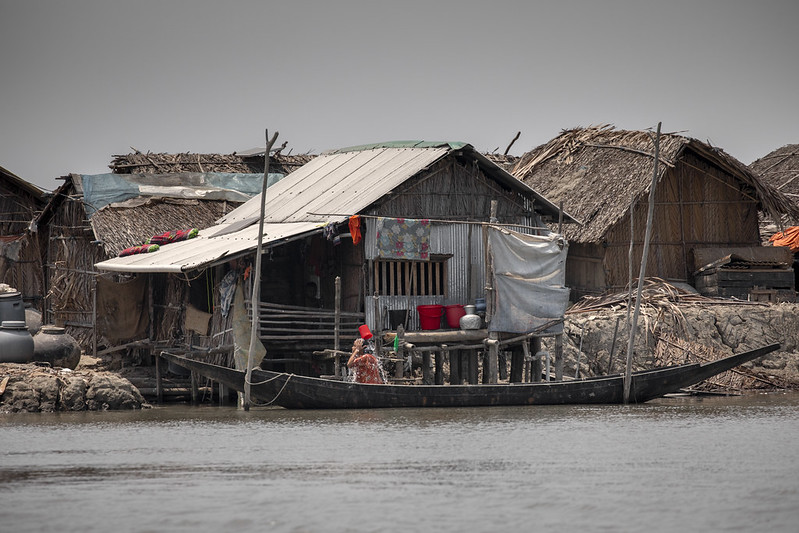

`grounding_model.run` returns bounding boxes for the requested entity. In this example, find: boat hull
[161,343,779,409]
